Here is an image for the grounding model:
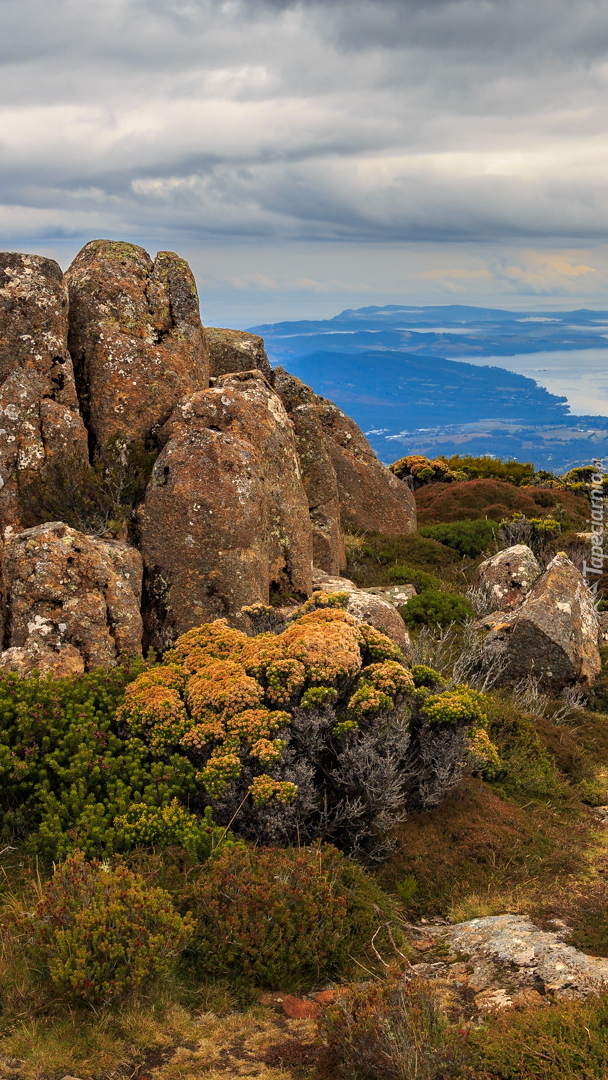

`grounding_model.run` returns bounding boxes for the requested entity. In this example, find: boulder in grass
[476,544,540,613]
[481,552,601,692]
